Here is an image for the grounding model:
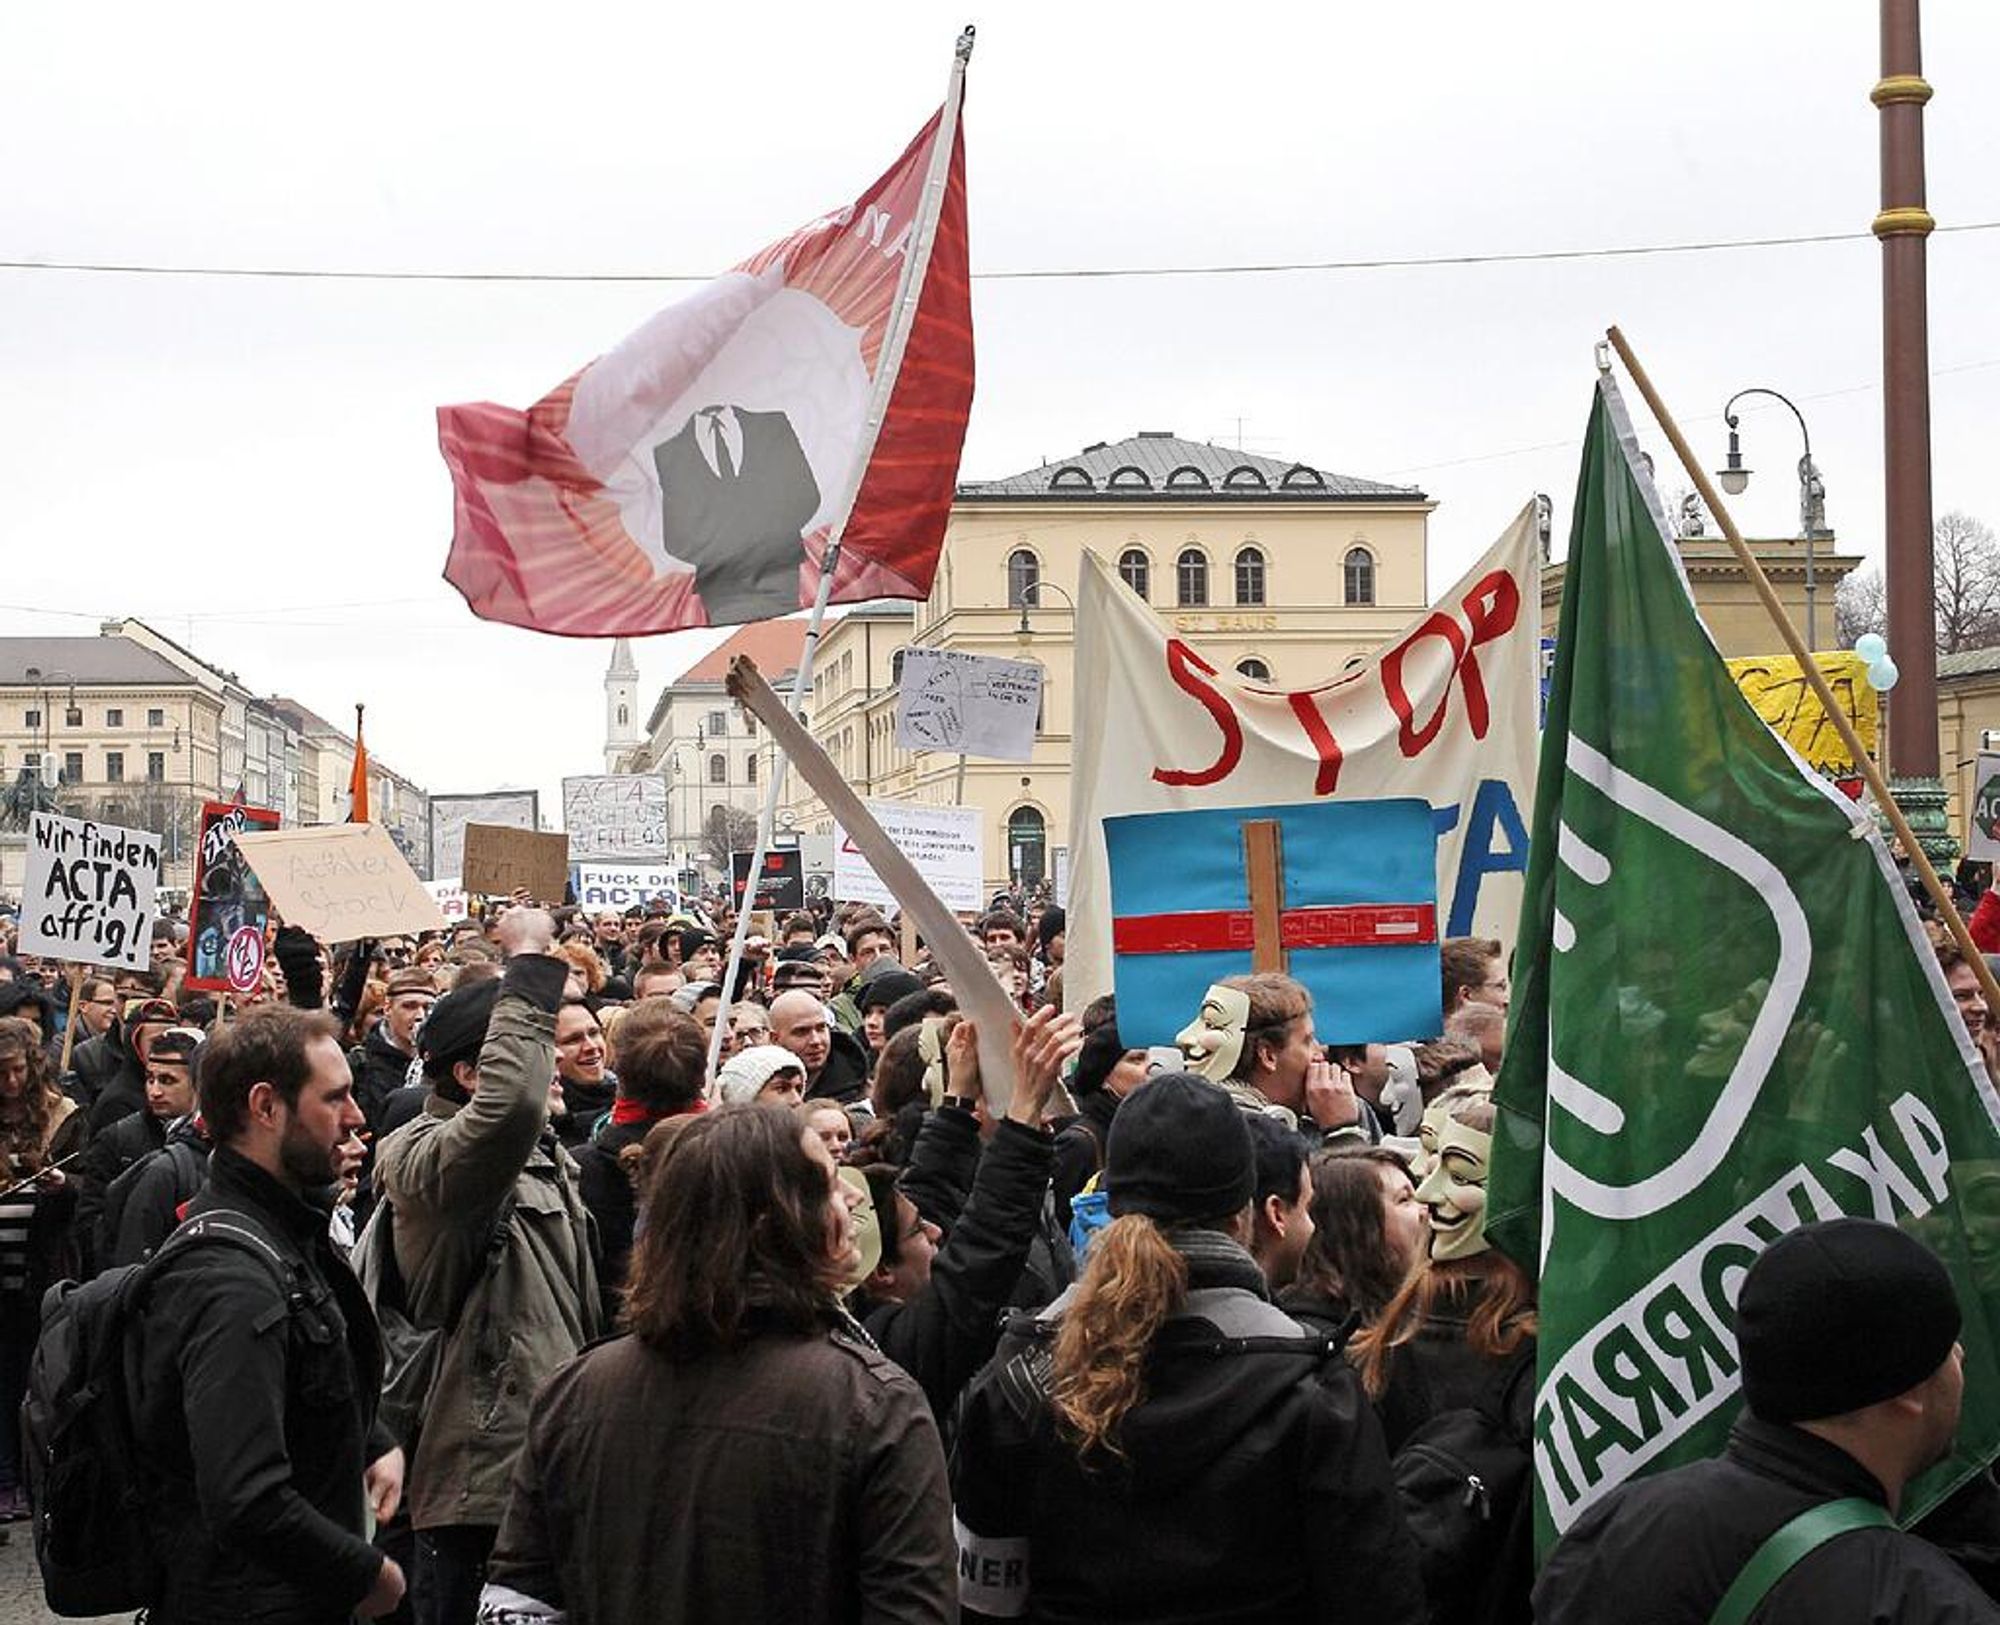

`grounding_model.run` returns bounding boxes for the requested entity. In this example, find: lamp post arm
[1723,386,1813,463]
